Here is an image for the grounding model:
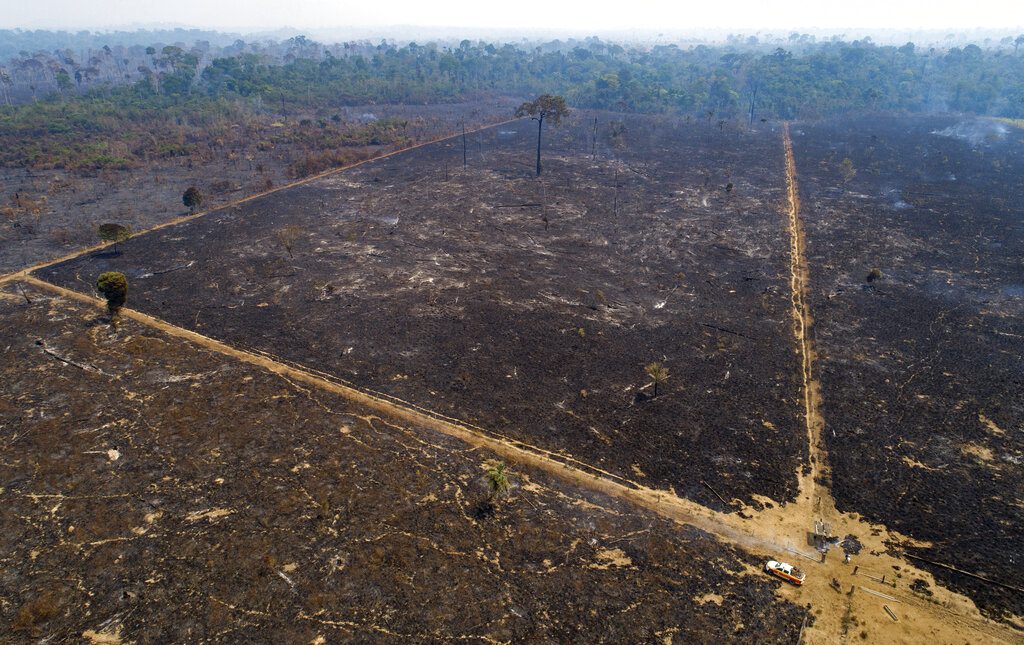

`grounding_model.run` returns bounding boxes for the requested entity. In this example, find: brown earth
[0,282,809,643]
